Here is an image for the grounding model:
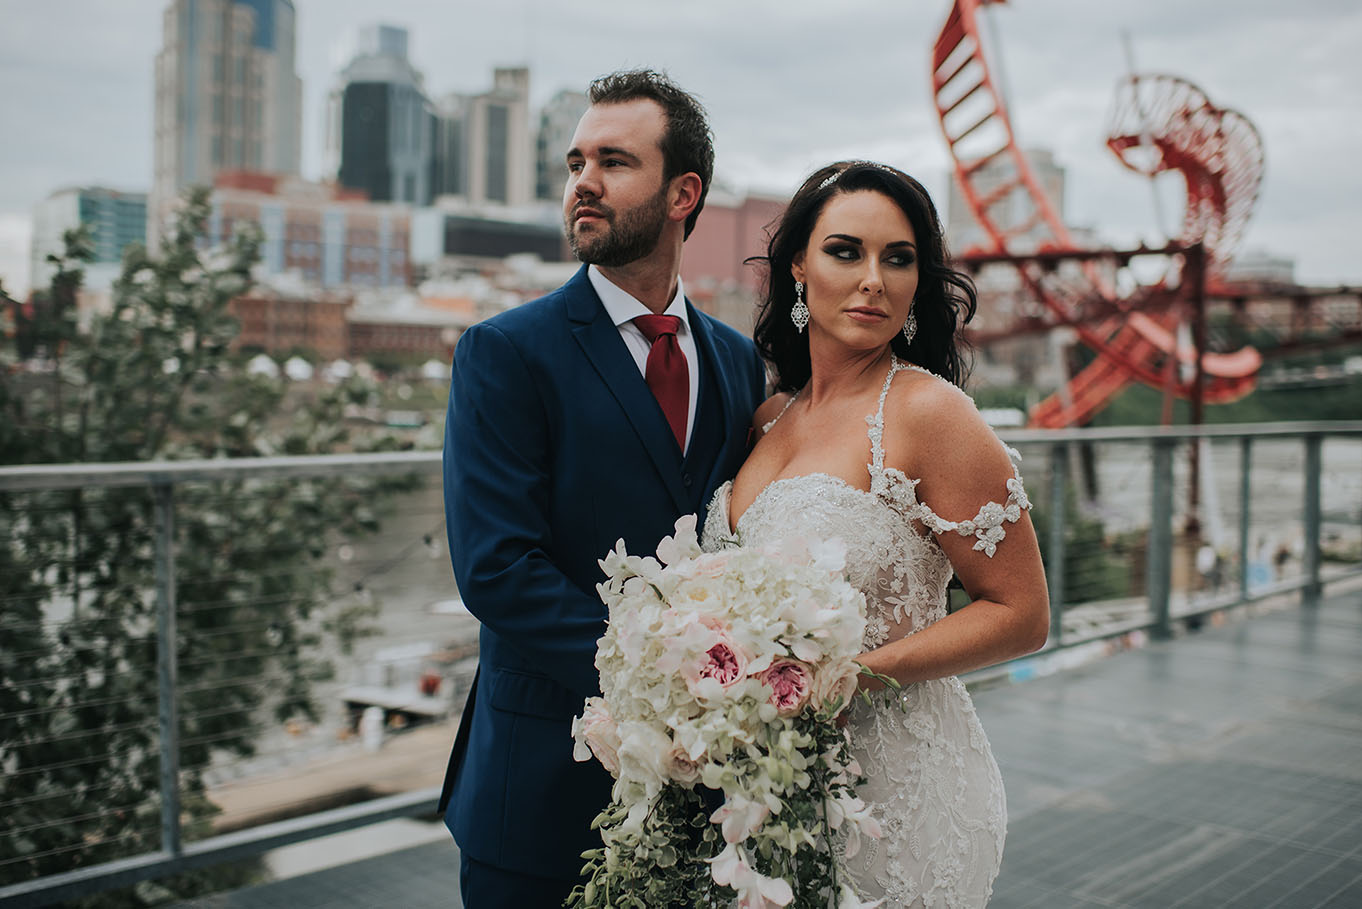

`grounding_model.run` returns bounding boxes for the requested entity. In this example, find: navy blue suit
[439,265,765,898]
